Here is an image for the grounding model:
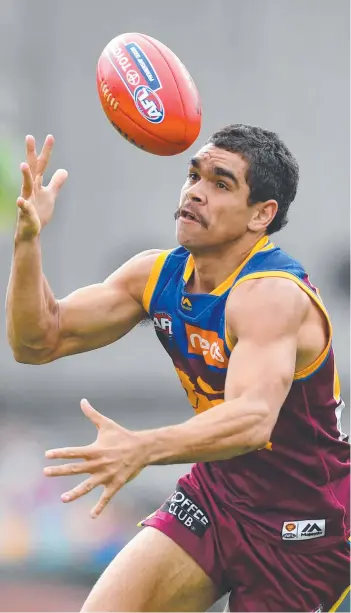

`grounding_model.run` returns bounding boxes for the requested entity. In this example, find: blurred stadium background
[0,0,349,611]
